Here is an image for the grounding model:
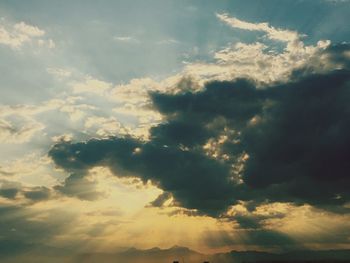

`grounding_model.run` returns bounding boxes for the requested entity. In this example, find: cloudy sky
[0,0,350,261]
